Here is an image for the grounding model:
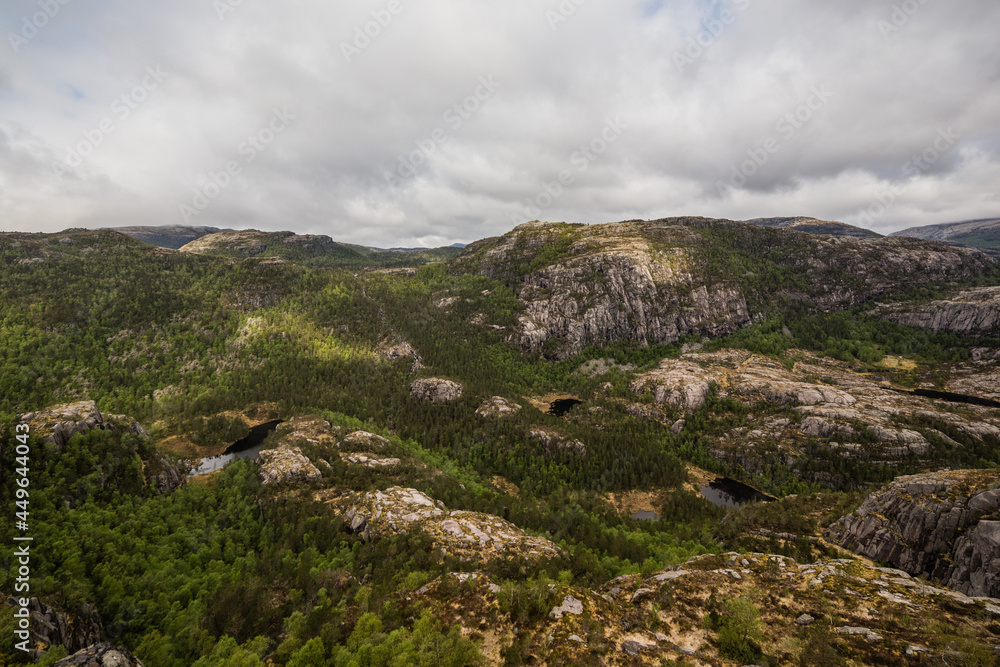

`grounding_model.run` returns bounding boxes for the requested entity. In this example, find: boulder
[257,446,322,486]
[410,378,464,403]
[475,396,522,418]
[335,486,562,563]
